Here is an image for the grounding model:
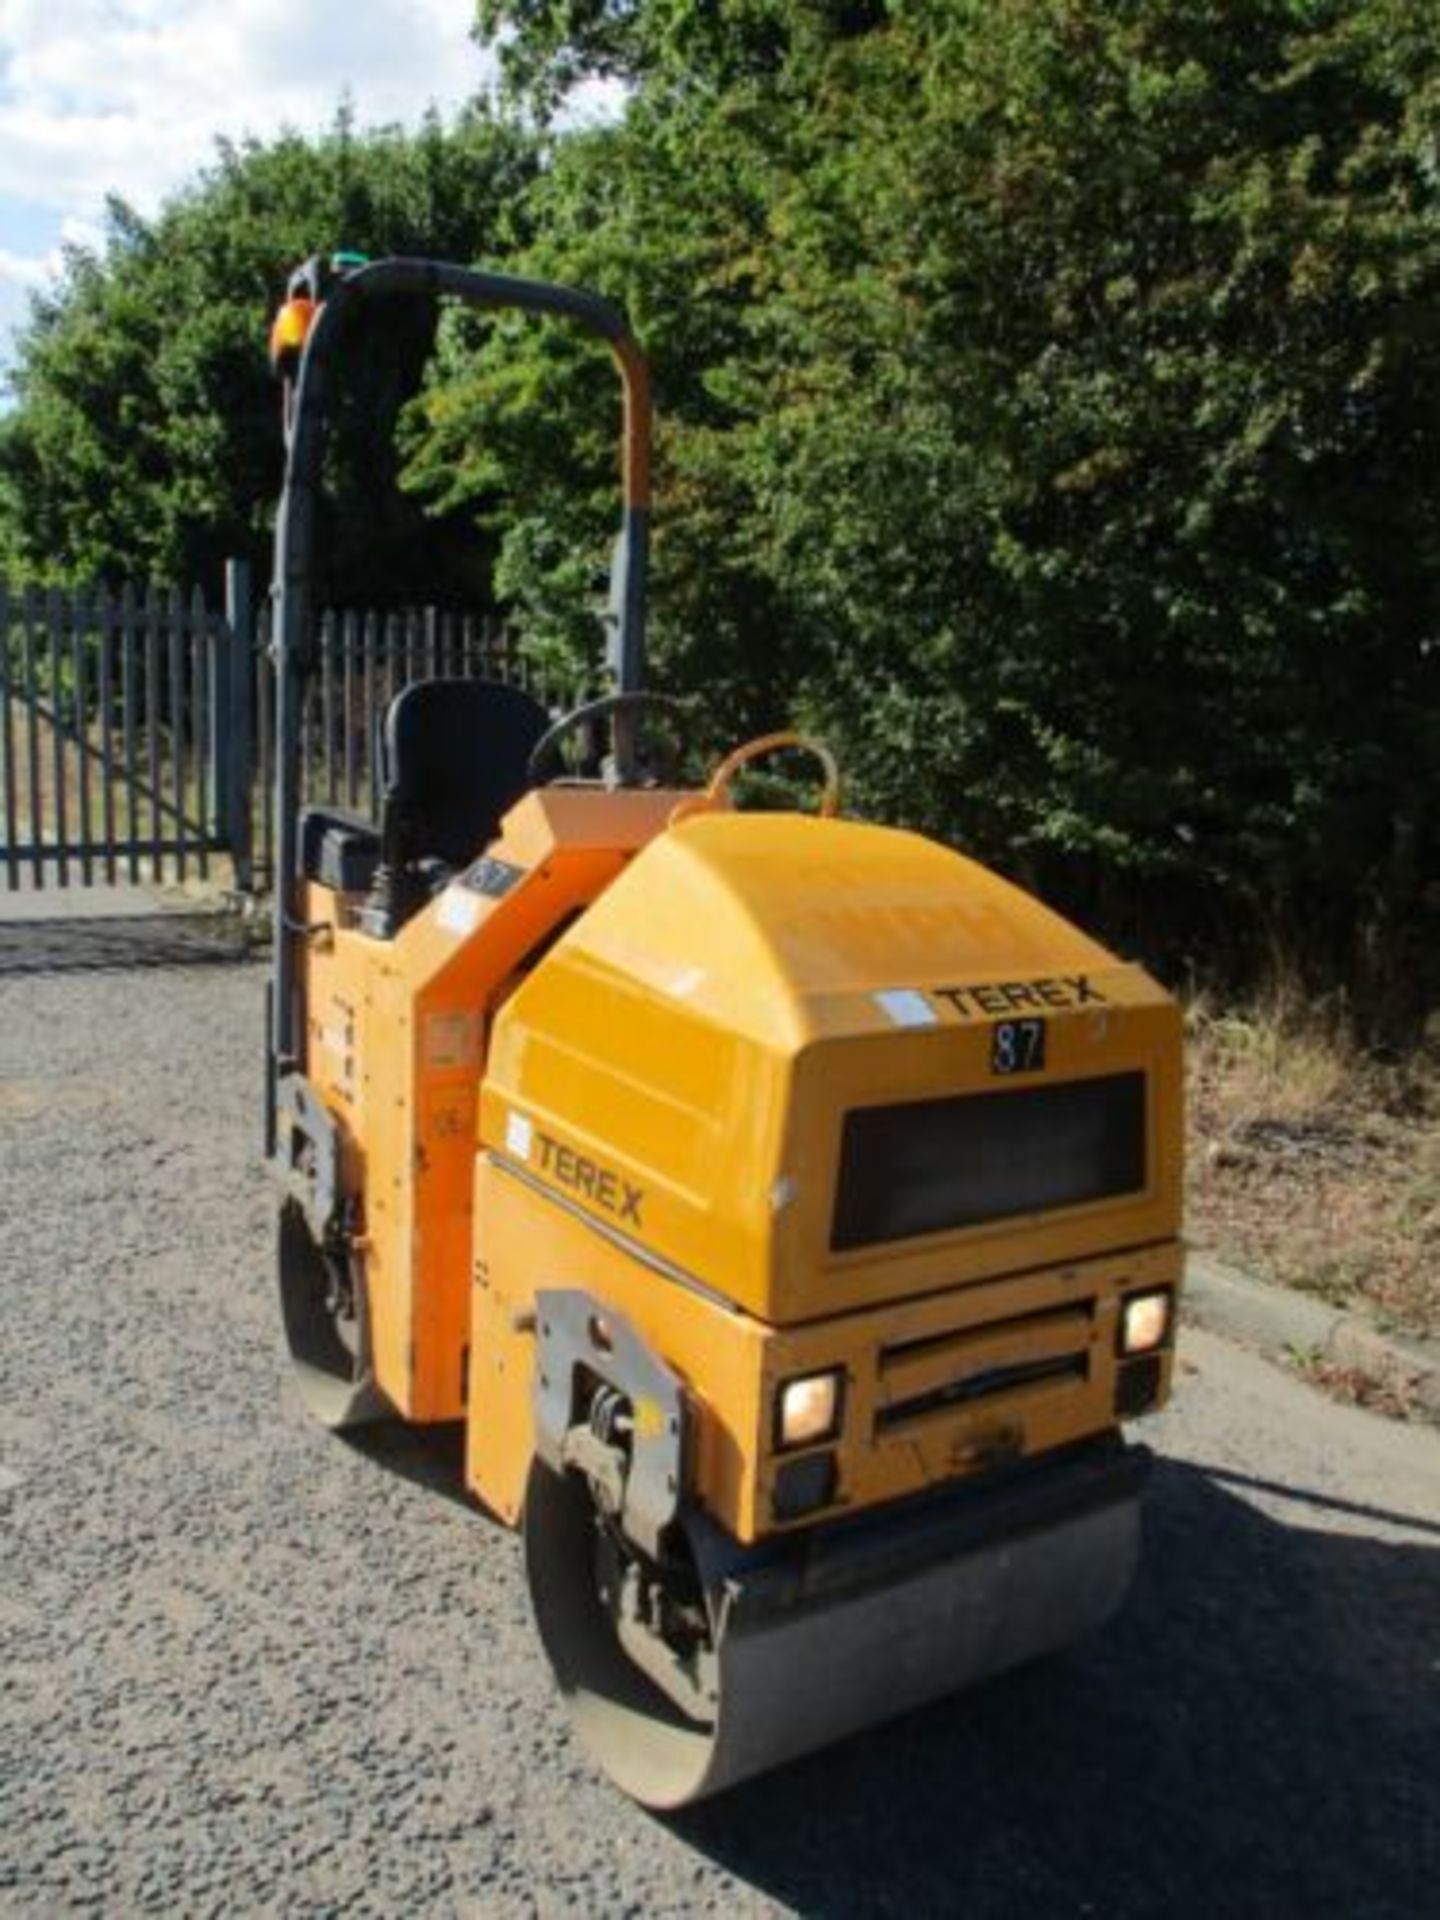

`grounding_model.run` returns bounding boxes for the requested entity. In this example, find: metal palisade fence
[0,560,570,896]
[0,575,245,891]
[249,594,557,893]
